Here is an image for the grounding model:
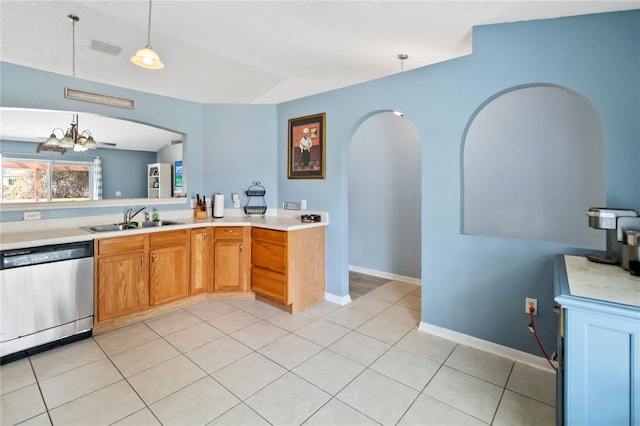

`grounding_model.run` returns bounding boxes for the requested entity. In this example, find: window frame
[1,154,94,203]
